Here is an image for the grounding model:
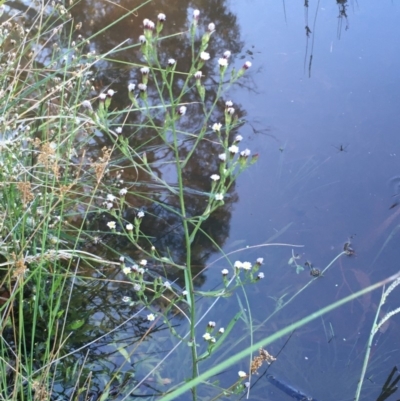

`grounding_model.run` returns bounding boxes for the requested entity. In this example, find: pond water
[223,0,400,399]
[10,0,400,400]
[222,1,400,400]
